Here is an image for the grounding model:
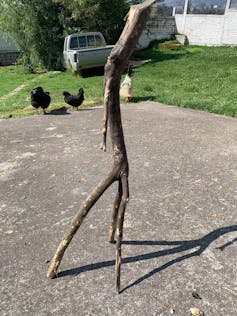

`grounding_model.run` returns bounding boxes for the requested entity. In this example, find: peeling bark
[47,0,156,293]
